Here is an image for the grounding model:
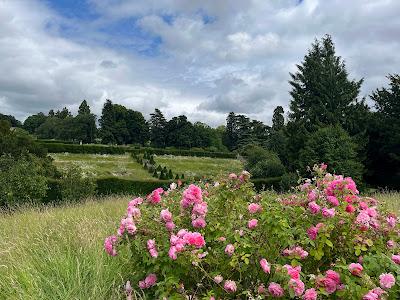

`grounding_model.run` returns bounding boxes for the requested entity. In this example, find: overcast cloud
[0,0,399,126]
